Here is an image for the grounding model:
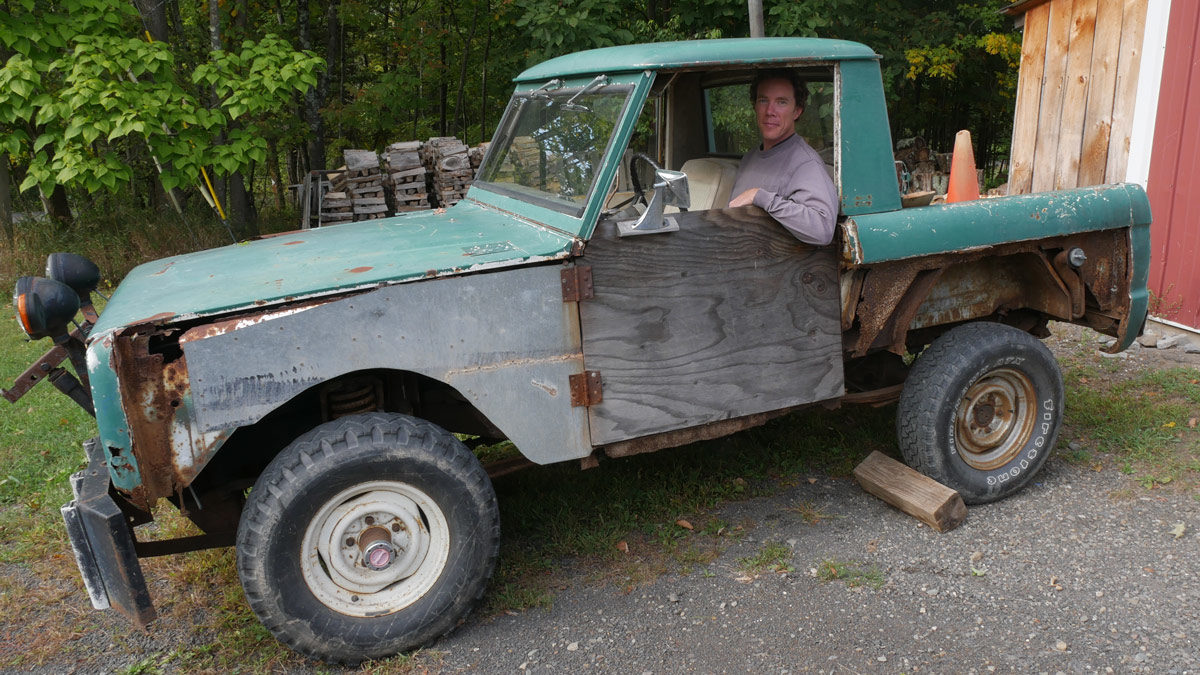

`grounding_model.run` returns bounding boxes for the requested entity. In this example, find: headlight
[12,276,80,340]
[45,253,101,299]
